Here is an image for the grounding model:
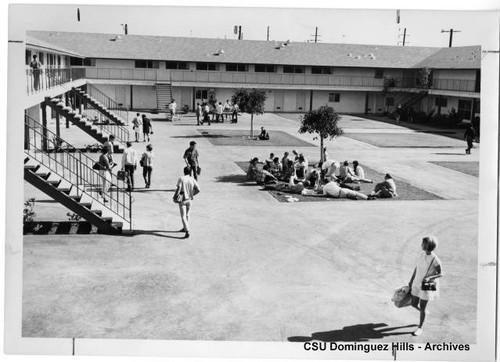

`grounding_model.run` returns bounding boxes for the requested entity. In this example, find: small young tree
[231,88,267,137]
[299,106,343,163]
